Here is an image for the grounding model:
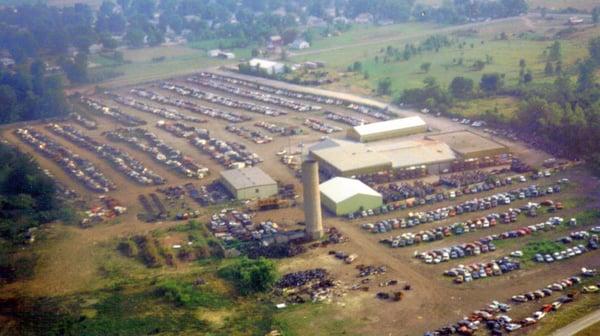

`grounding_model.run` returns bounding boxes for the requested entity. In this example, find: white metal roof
[220,167,276,190]
[371,139,456,168]
[352,116,426,137]
[249,58,284,69]
[320,177,381,203]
